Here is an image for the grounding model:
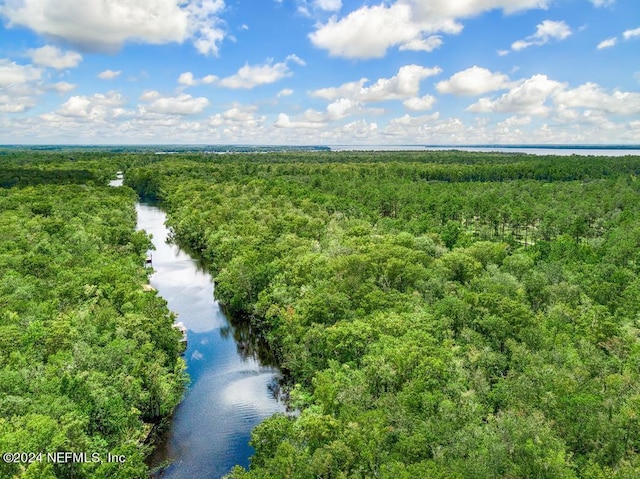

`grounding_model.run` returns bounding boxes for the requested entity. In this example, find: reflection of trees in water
[220,311,280,368]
